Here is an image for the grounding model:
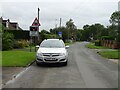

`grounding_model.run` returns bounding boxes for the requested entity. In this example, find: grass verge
[2,50,36,67]
[86,43,108,49]
[98,50,120,59]
[0,51,2,66]
[65,42,74,46]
